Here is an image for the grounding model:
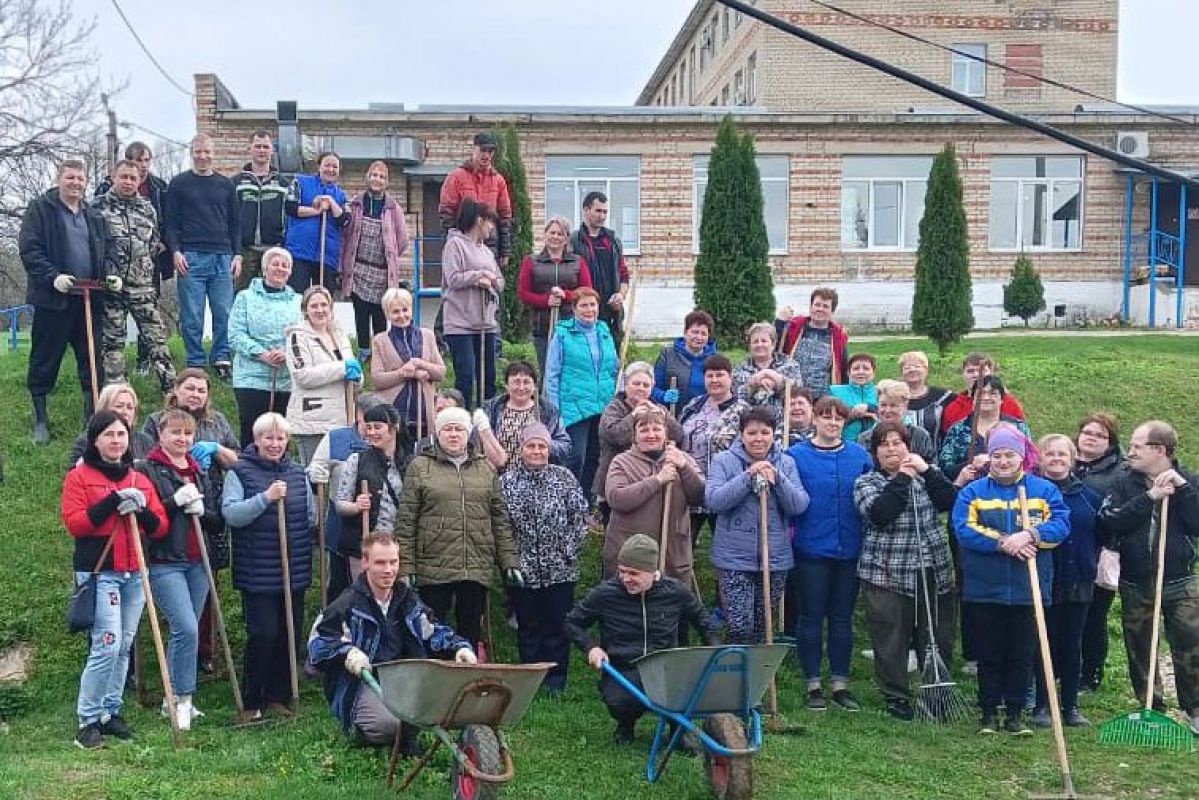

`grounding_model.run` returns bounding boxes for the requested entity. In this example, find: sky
[70,0,1197,152]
